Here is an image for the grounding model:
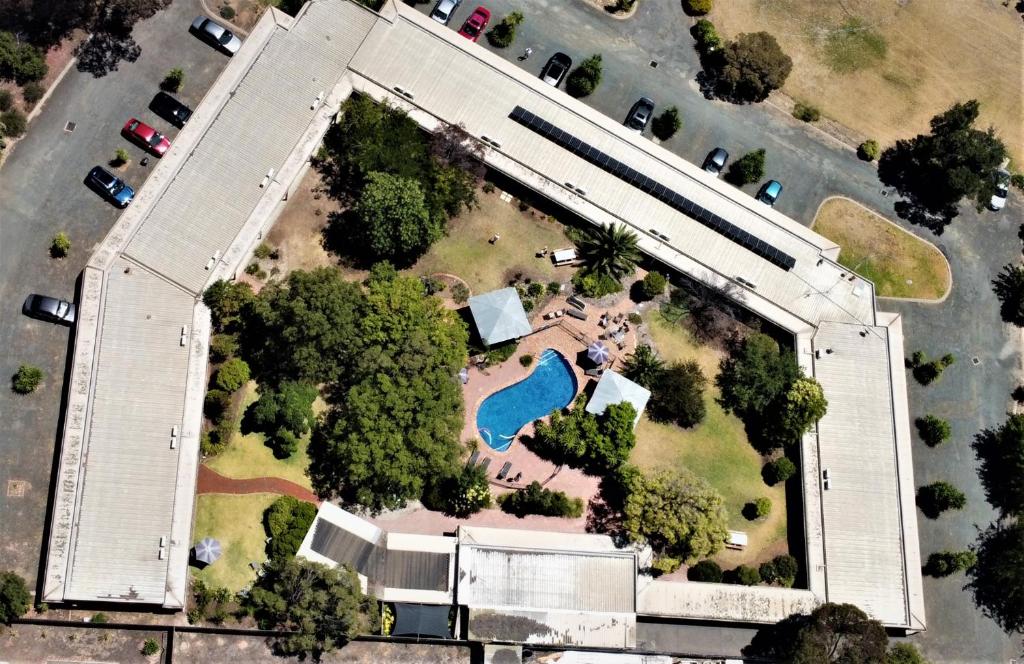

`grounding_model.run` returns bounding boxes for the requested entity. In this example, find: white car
[190,16,242,55]
[430,0,461,25]
[990,169,1010,211]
